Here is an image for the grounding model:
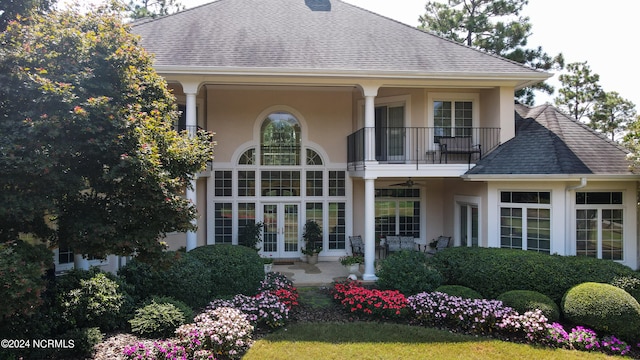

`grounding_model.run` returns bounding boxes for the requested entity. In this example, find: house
[76,0,640,280]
